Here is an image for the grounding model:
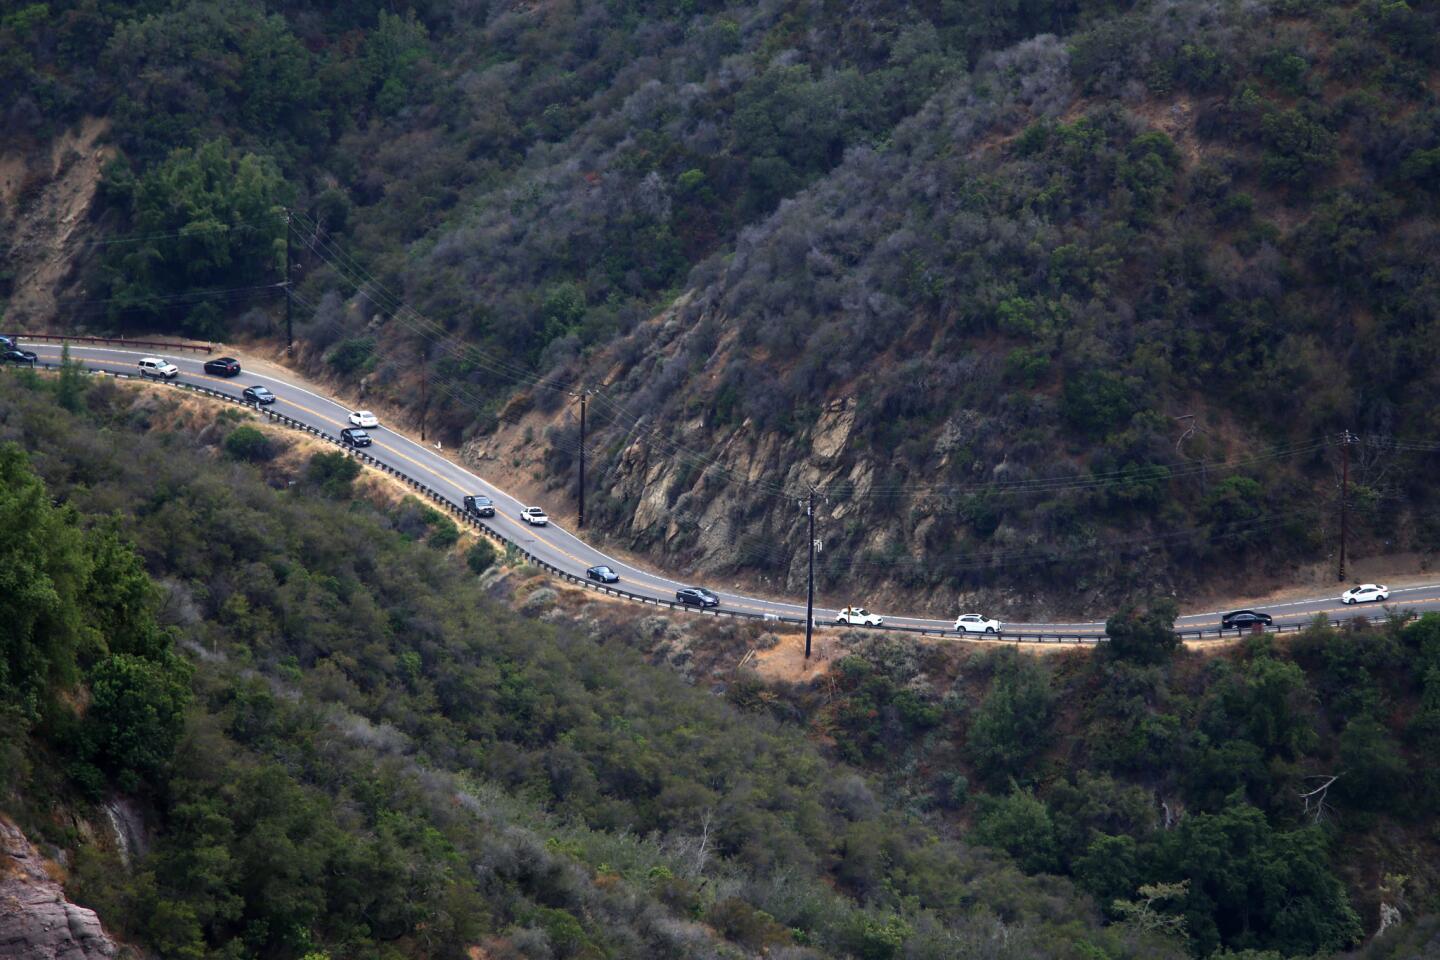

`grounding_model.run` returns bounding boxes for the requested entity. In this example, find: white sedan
[348,410,379,428]
[520,506,549,526]
[835,606,884,626]
[955,613,1002,634]
[1340,583,1389,604]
